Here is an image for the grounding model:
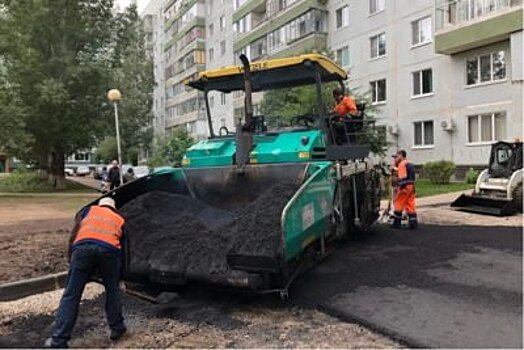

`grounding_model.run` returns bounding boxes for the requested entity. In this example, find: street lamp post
[107,89,124,187]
